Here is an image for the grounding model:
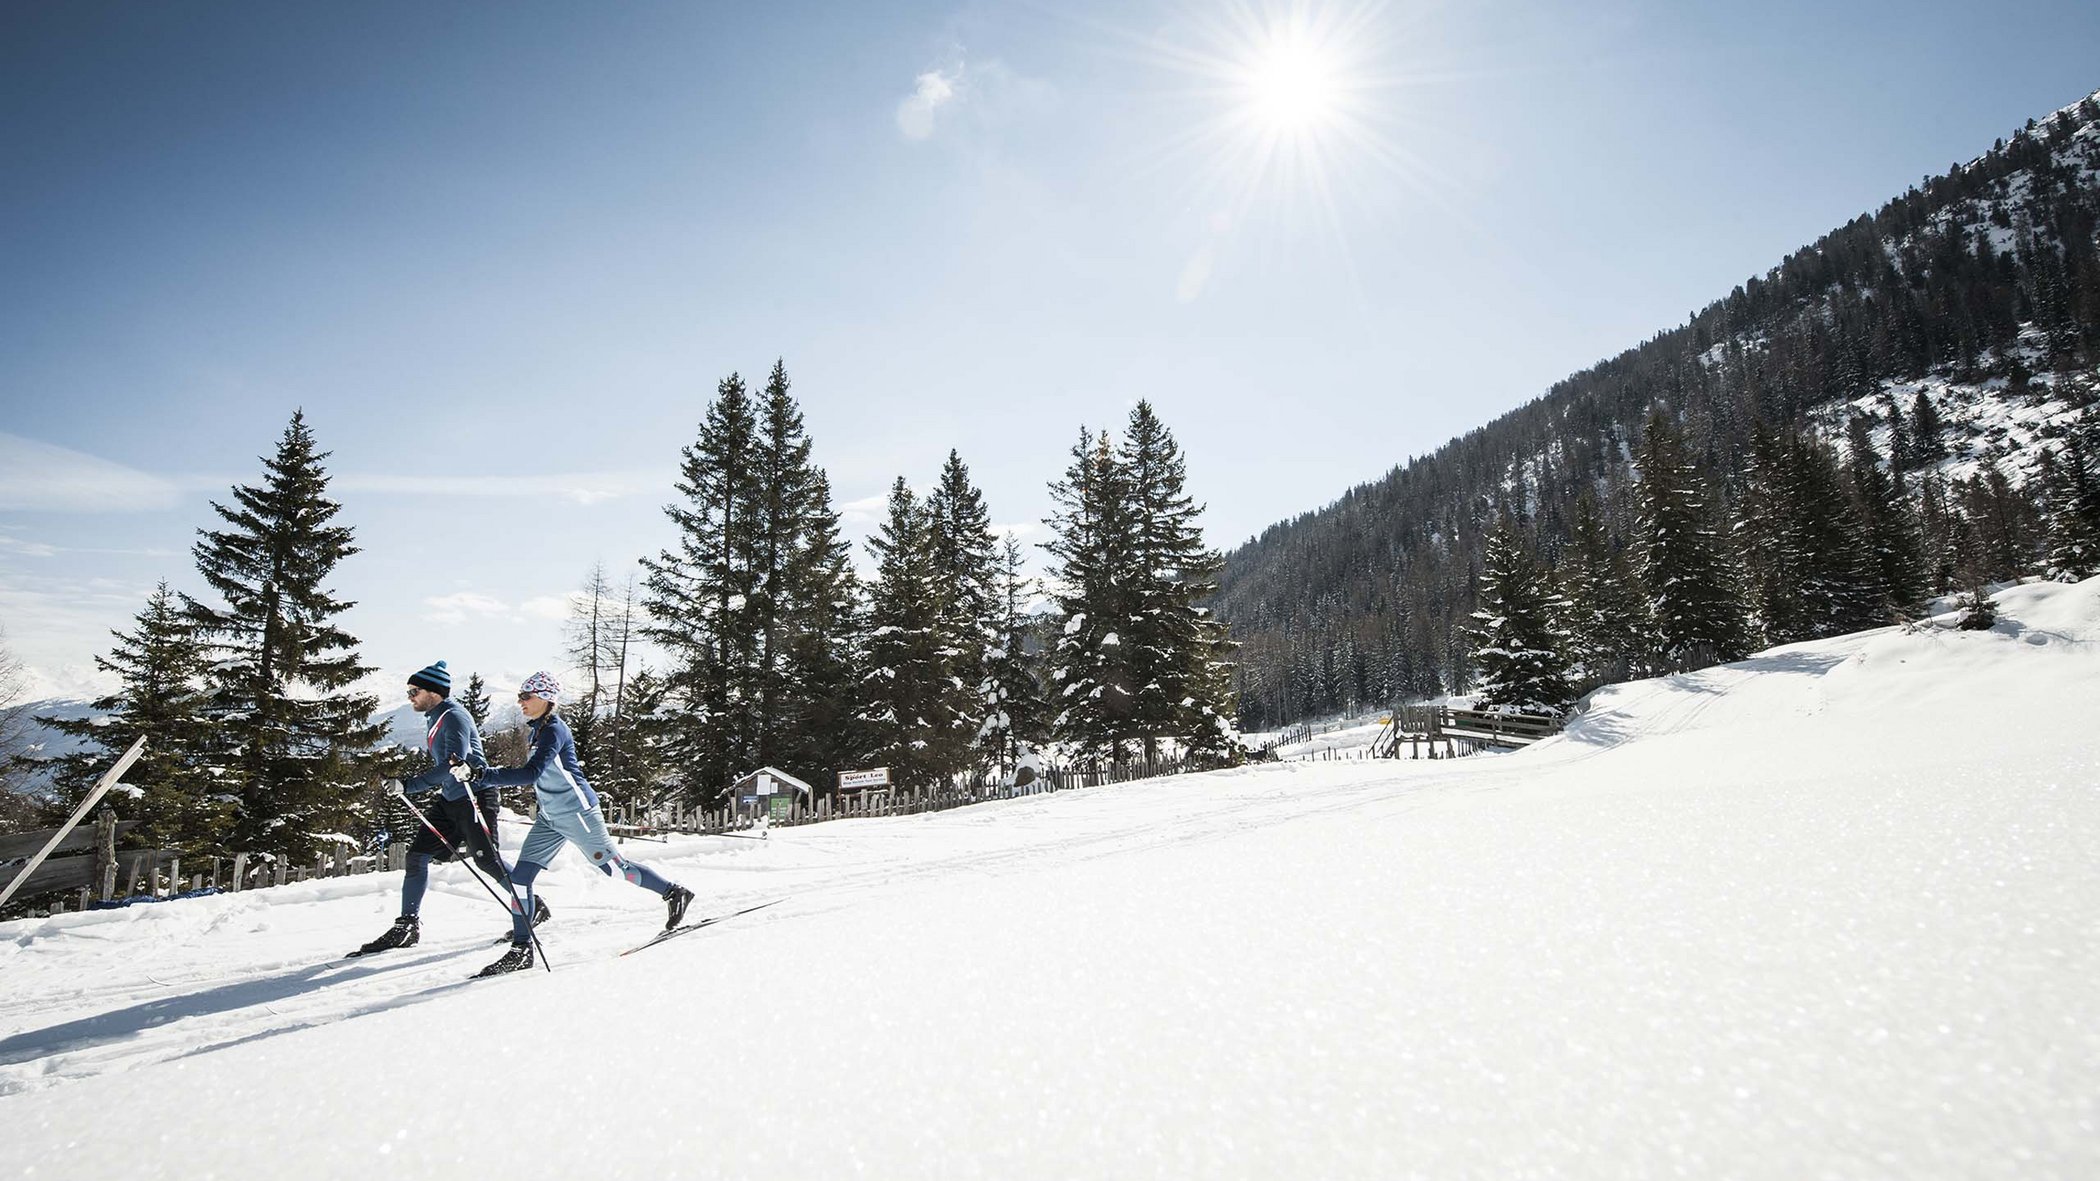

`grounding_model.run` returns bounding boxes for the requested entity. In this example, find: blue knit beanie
[407,660,451,695]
